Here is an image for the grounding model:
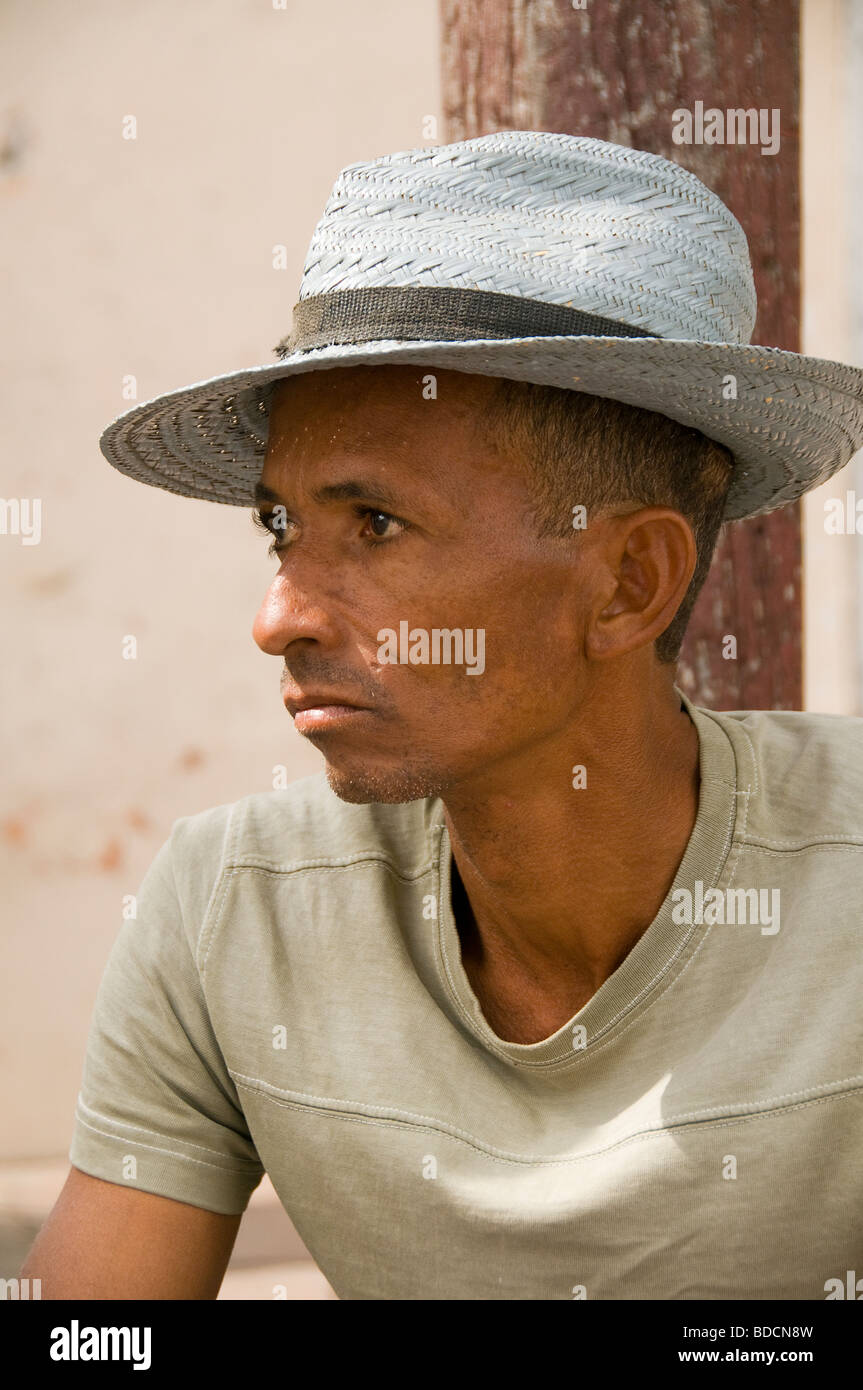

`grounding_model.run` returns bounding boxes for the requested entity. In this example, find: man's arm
[19,1165,241,1300]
